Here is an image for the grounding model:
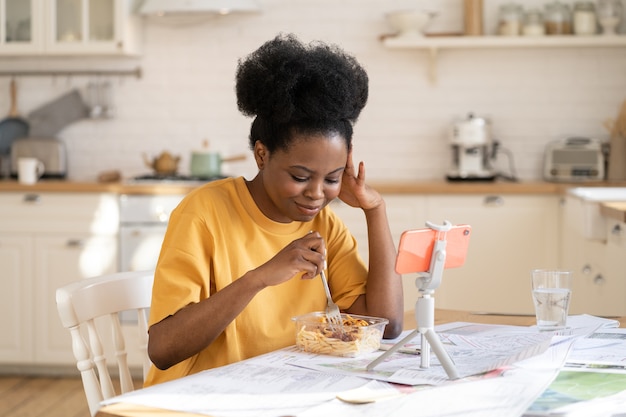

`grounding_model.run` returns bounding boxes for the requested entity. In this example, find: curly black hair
[235,33,369,153]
